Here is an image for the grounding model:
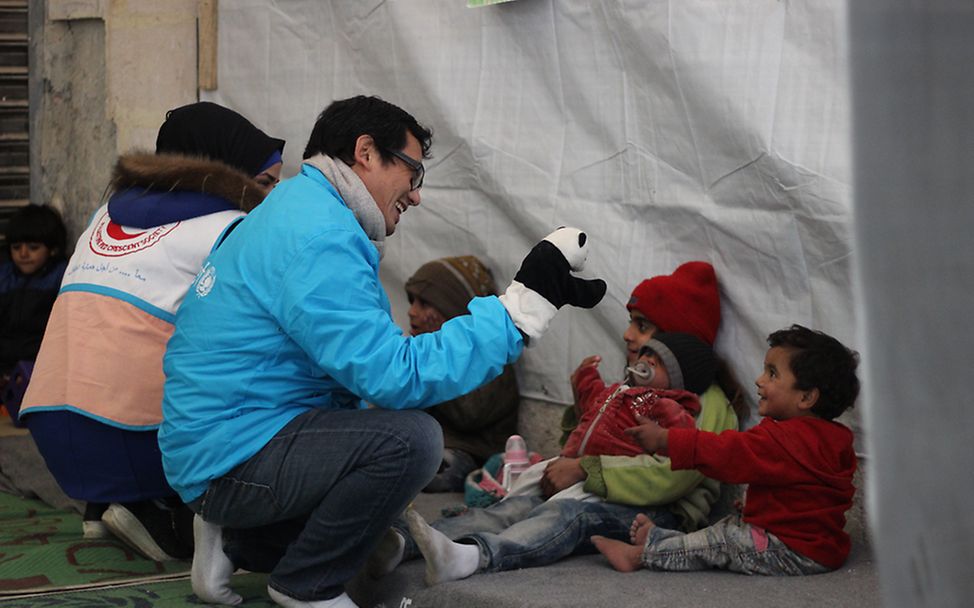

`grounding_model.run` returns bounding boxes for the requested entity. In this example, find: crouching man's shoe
[102,499,194,561]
